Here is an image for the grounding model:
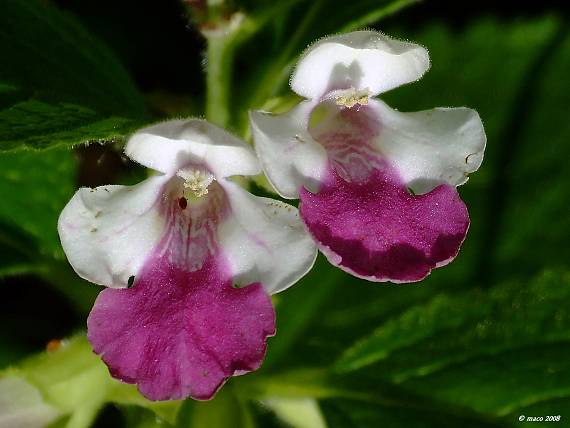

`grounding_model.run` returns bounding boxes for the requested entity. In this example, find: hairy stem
[206,35,233,128]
